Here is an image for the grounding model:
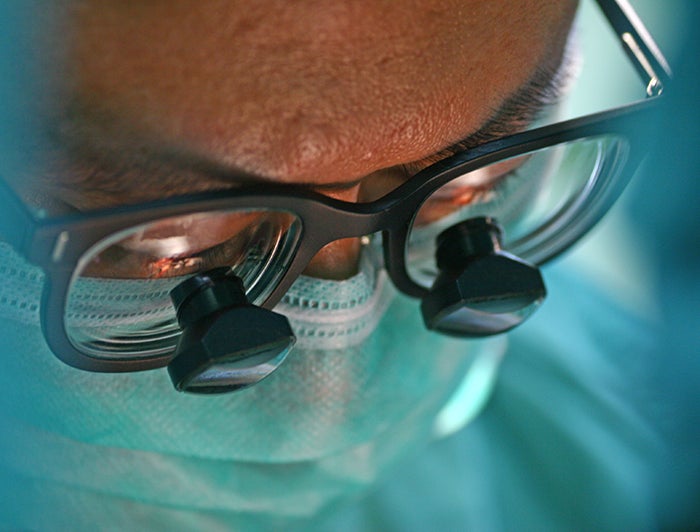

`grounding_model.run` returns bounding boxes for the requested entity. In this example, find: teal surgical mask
[0,241,504,525]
